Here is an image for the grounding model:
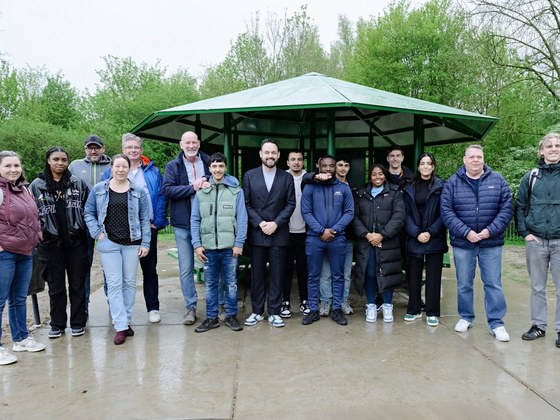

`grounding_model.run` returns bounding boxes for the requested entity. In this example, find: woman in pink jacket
[0,151,45,366]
